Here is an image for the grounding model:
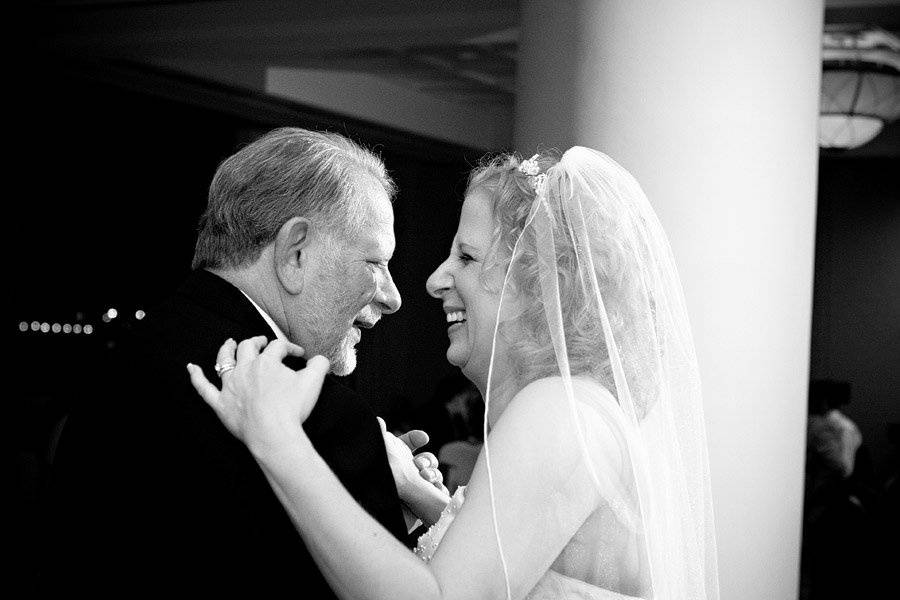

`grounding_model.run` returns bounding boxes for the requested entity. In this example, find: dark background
[811,155,899,479]
[10,58,485,588]
[12,57,484,414]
